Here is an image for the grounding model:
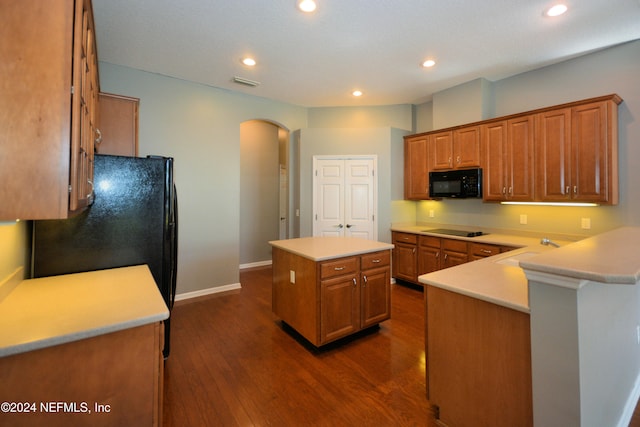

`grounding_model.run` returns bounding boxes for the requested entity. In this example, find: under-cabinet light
[501,201,598,207]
